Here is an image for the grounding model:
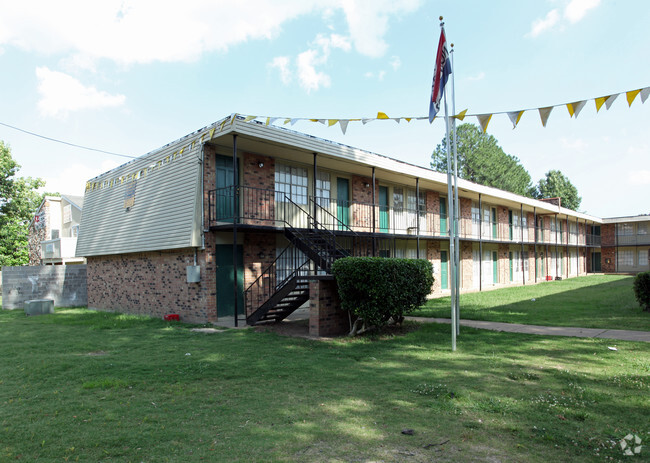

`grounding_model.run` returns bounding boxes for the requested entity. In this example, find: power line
[0,121,137,159]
